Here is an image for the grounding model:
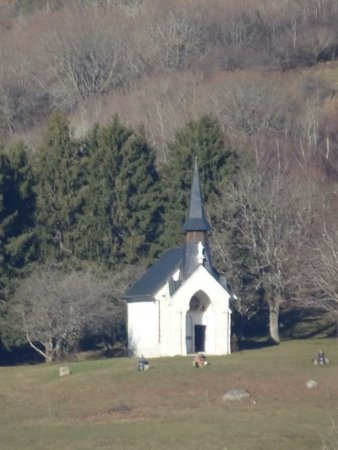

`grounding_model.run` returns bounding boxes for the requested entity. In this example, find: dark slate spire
[180,158,214,280]
[182,158,211,232]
